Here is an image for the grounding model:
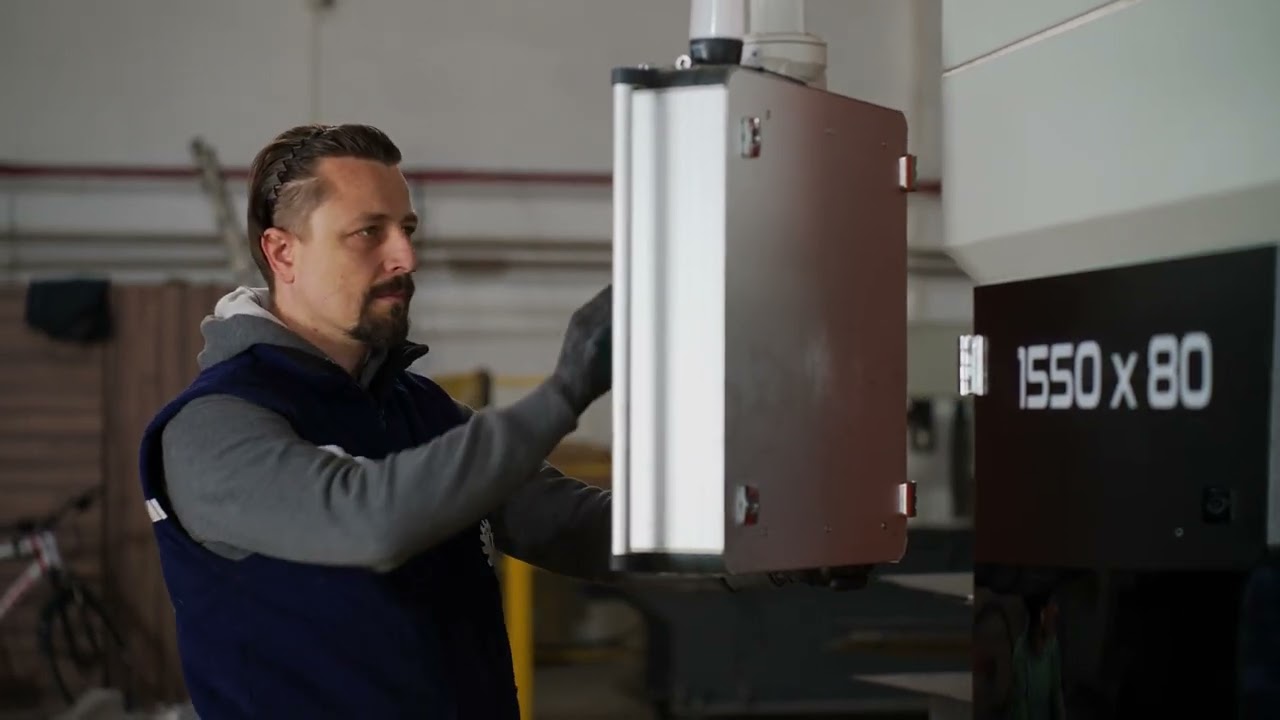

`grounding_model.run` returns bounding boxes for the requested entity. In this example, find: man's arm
[160,382,577,569]
[491,462,613,581]
[452,402,613,582]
